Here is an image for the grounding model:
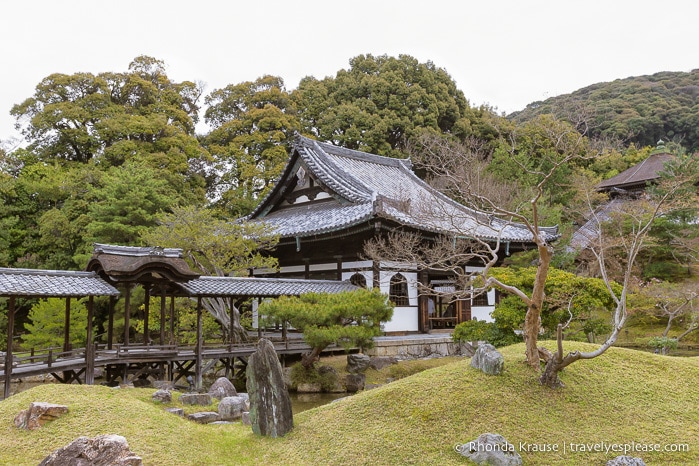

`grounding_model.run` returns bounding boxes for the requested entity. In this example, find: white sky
[1,0,696,144]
